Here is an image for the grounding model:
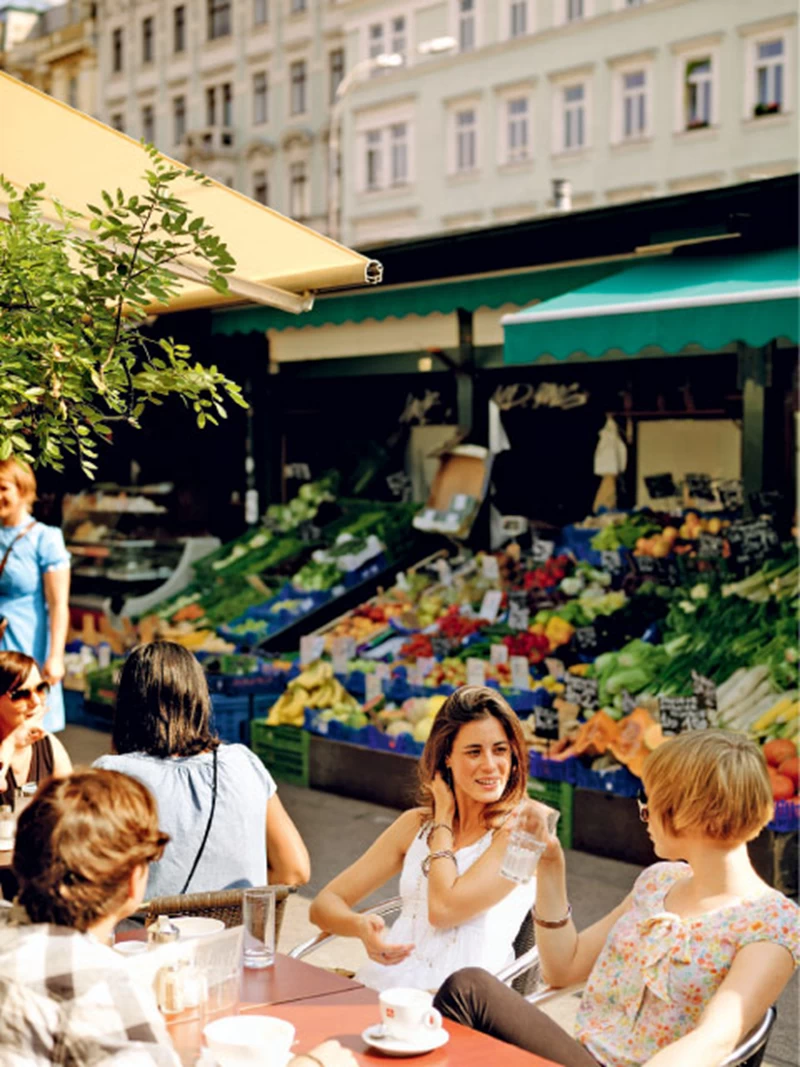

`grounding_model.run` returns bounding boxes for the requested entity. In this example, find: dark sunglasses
[9,681,51,704]
[637,787,649,824]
